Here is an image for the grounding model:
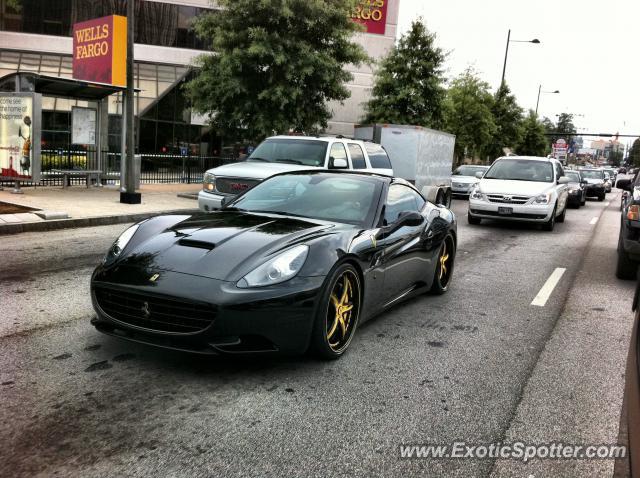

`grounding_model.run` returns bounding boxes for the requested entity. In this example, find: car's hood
[207,161,318,180]
[451,175,479,184]
[118,212,338,281]
[478,179,554,196]
[583,178,604,185]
